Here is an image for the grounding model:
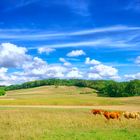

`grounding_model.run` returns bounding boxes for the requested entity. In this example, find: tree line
[2,79,140,97]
